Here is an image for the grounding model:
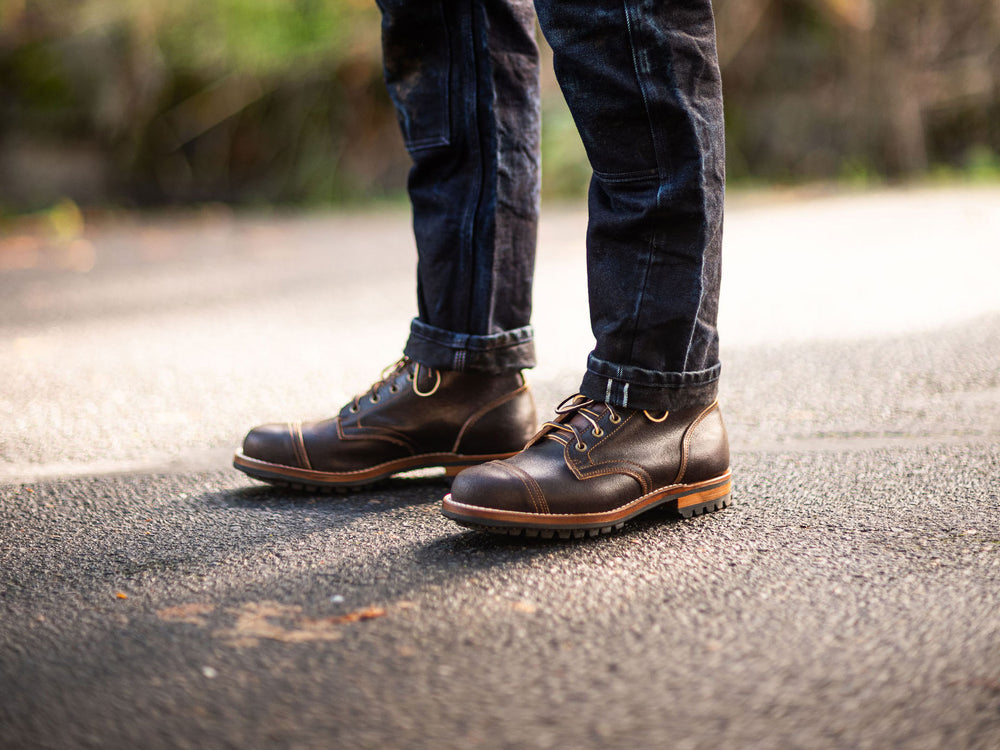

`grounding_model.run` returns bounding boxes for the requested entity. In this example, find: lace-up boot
[234,359,536,490]
[442,395,731,537]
